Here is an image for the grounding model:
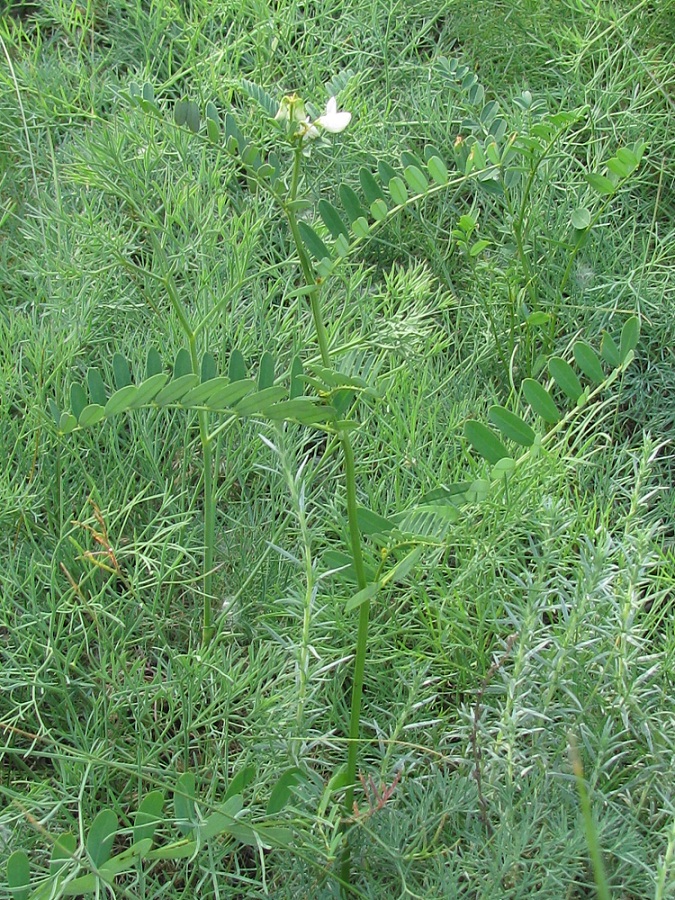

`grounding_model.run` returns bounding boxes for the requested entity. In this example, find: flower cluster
[275,94,351,141]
